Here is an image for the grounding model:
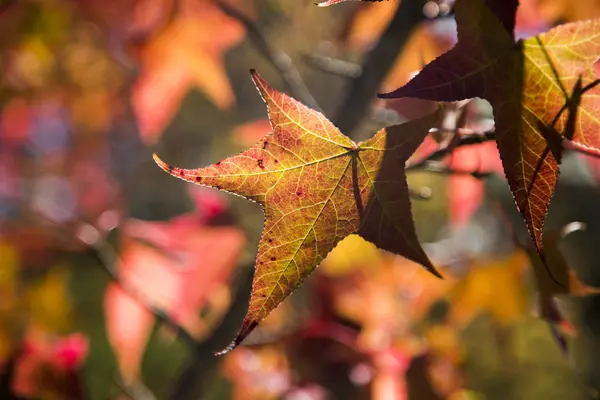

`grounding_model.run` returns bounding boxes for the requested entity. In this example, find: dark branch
[168,265,254,400]
[31,211,197,348]
[333,0,427,135]
[406,129,497,171]
[215,0,321,110]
